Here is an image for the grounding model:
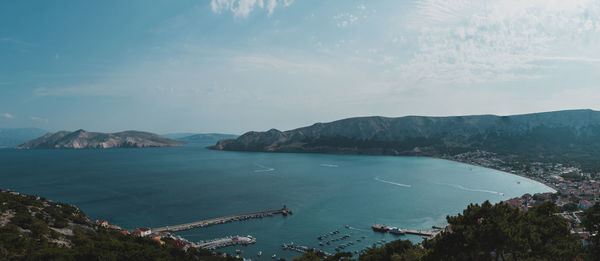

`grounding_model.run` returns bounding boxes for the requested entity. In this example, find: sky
[1,0,600,134]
